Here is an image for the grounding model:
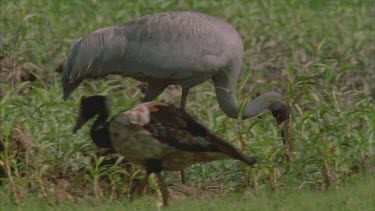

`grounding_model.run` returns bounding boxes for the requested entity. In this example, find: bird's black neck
[90,113,112,148]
